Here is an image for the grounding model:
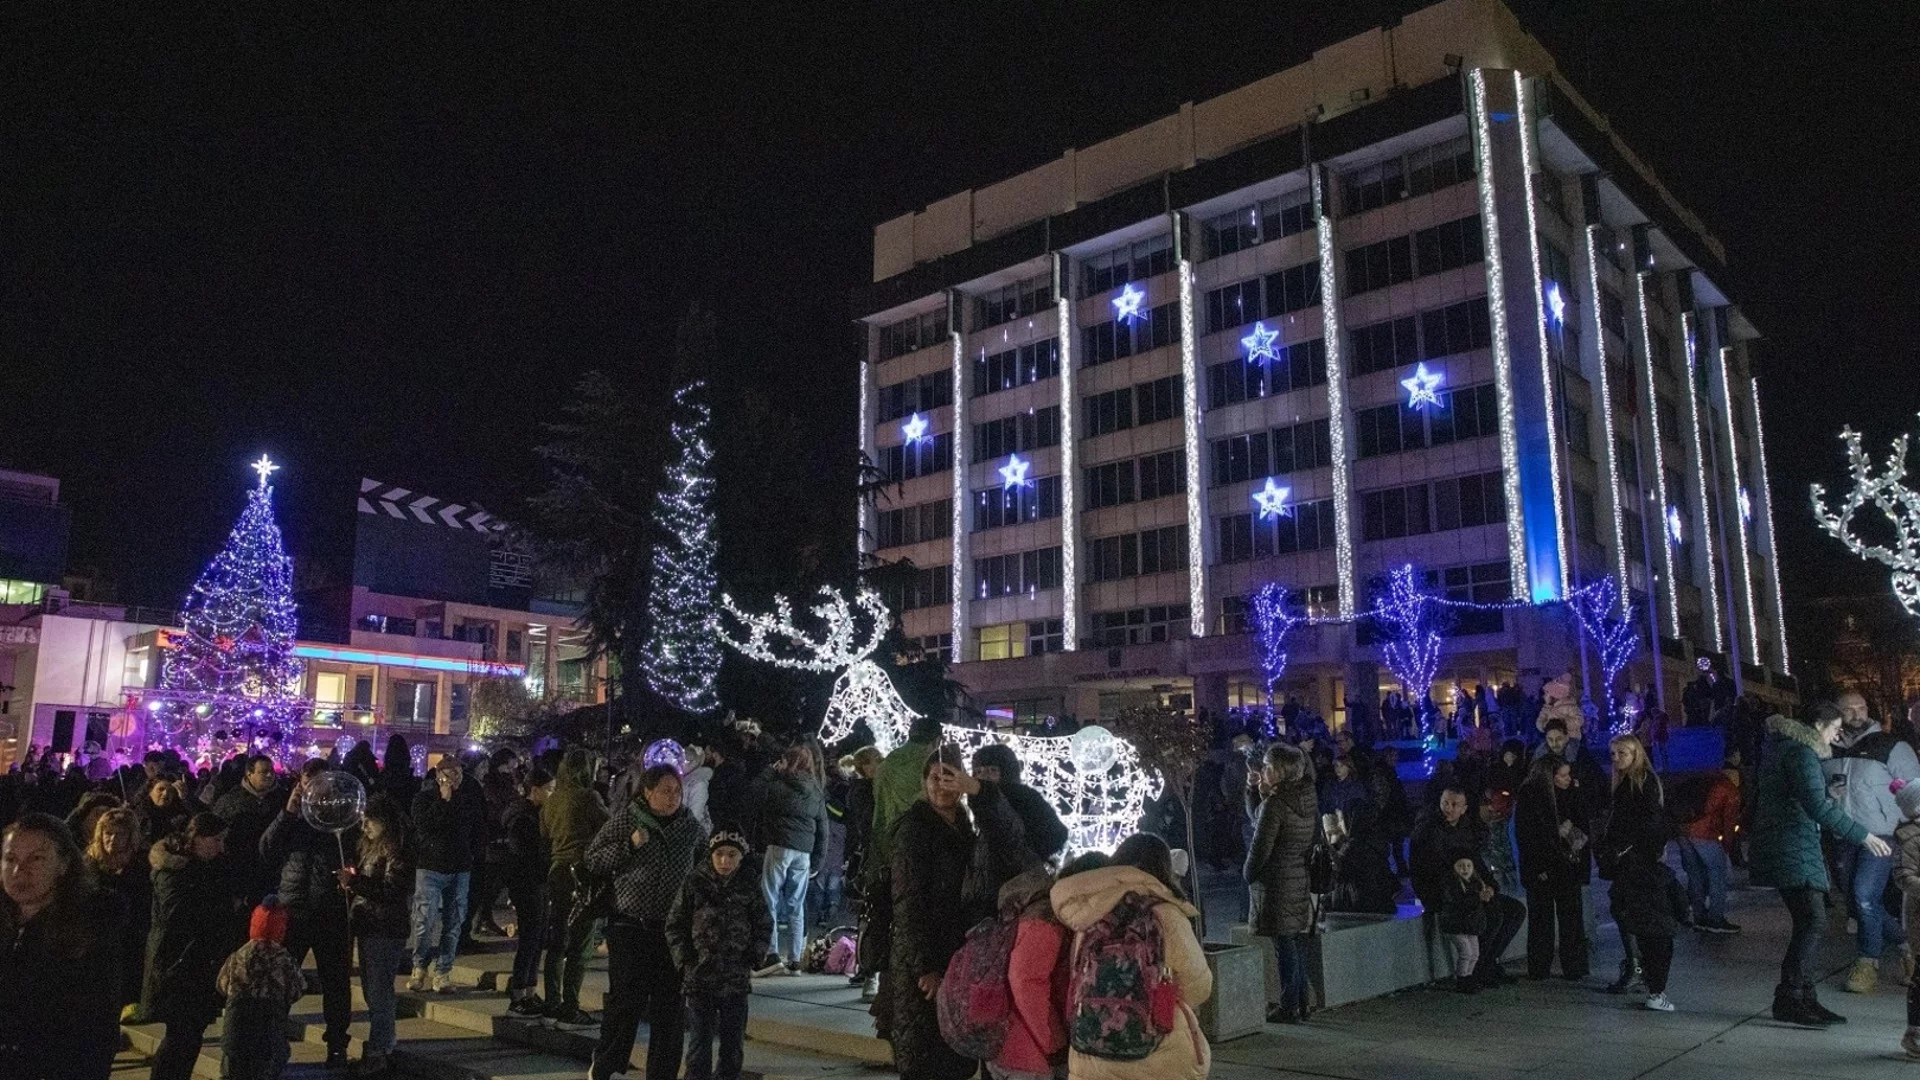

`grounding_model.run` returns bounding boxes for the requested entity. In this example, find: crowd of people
[8,677,1920,1078]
